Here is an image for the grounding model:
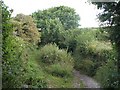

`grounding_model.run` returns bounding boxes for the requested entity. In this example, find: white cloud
[3,0,101,27]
